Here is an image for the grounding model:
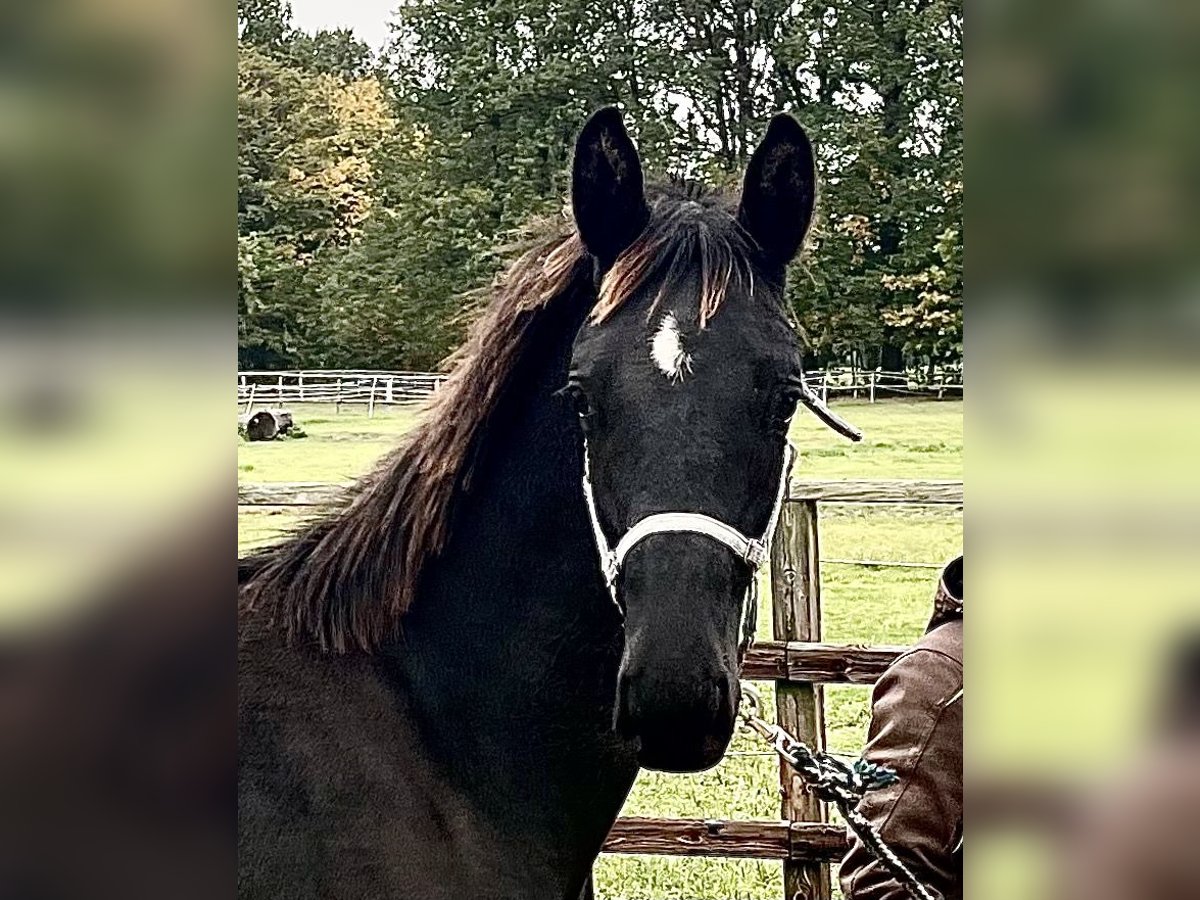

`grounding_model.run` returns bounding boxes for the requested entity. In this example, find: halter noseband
[581,441,796,661]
